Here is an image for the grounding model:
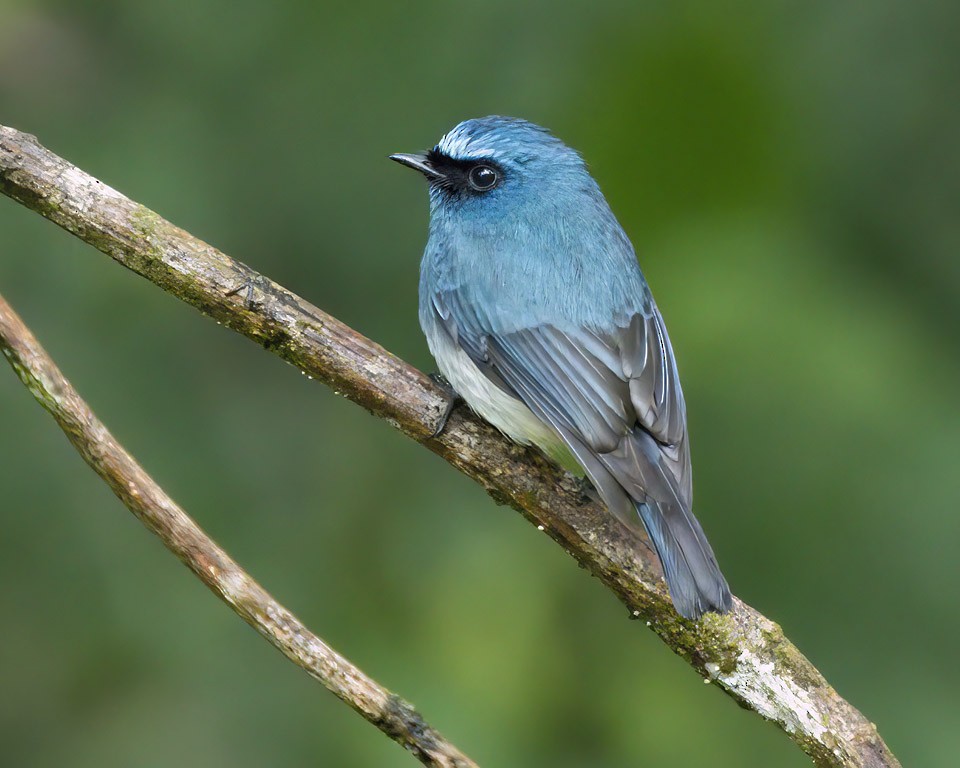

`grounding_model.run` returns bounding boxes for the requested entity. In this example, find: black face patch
[426,148,503,195]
